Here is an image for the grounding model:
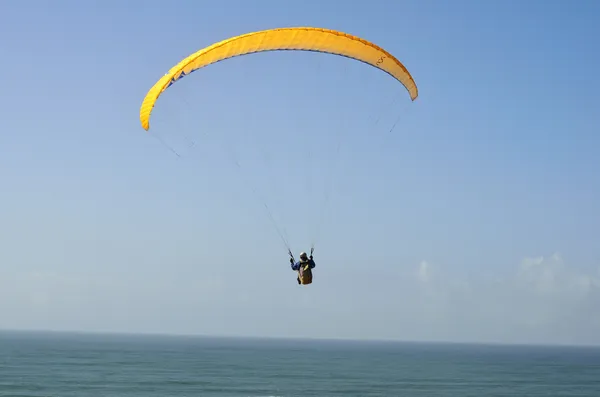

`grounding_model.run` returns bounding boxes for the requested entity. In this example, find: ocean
[0,331,599,396]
